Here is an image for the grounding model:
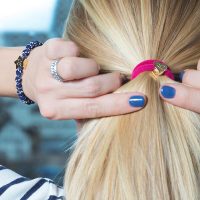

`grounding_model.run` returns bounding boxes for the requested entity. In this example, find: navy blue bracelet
[14,41,43,105]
